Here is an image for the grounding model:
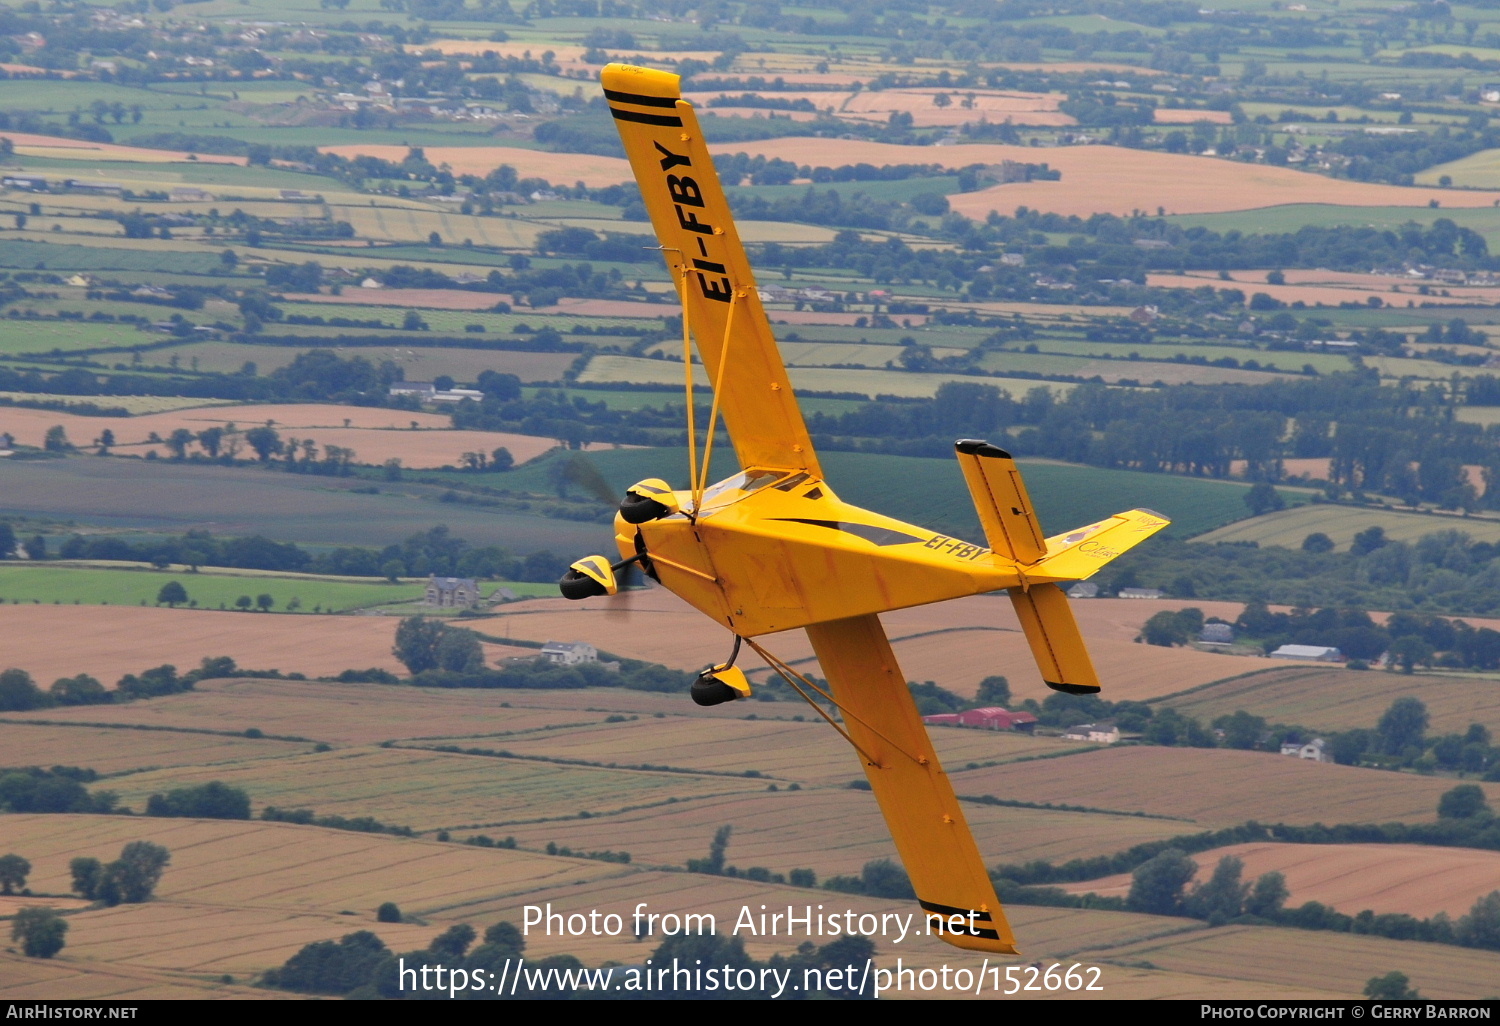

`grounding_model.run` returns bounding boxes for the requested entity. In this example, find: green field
[0,320,160,355]
[0,563,425,611]
[507,447,1270,540]
[1196,502,1500,550]
[1166,204,1500,248]
[0,456,615,553]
